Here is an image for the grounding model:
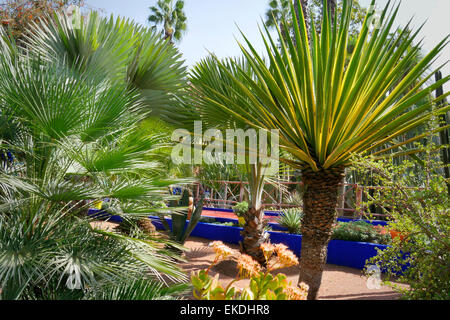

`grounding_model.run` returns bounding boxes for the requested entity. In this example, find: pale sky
[88,0,449,90]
